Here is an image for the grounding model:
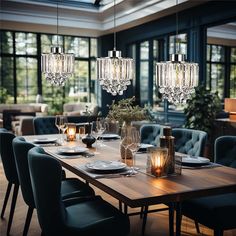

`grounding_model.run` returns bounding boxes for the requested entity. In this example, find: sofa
[0,103,48,130]
[63,103,99,116]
